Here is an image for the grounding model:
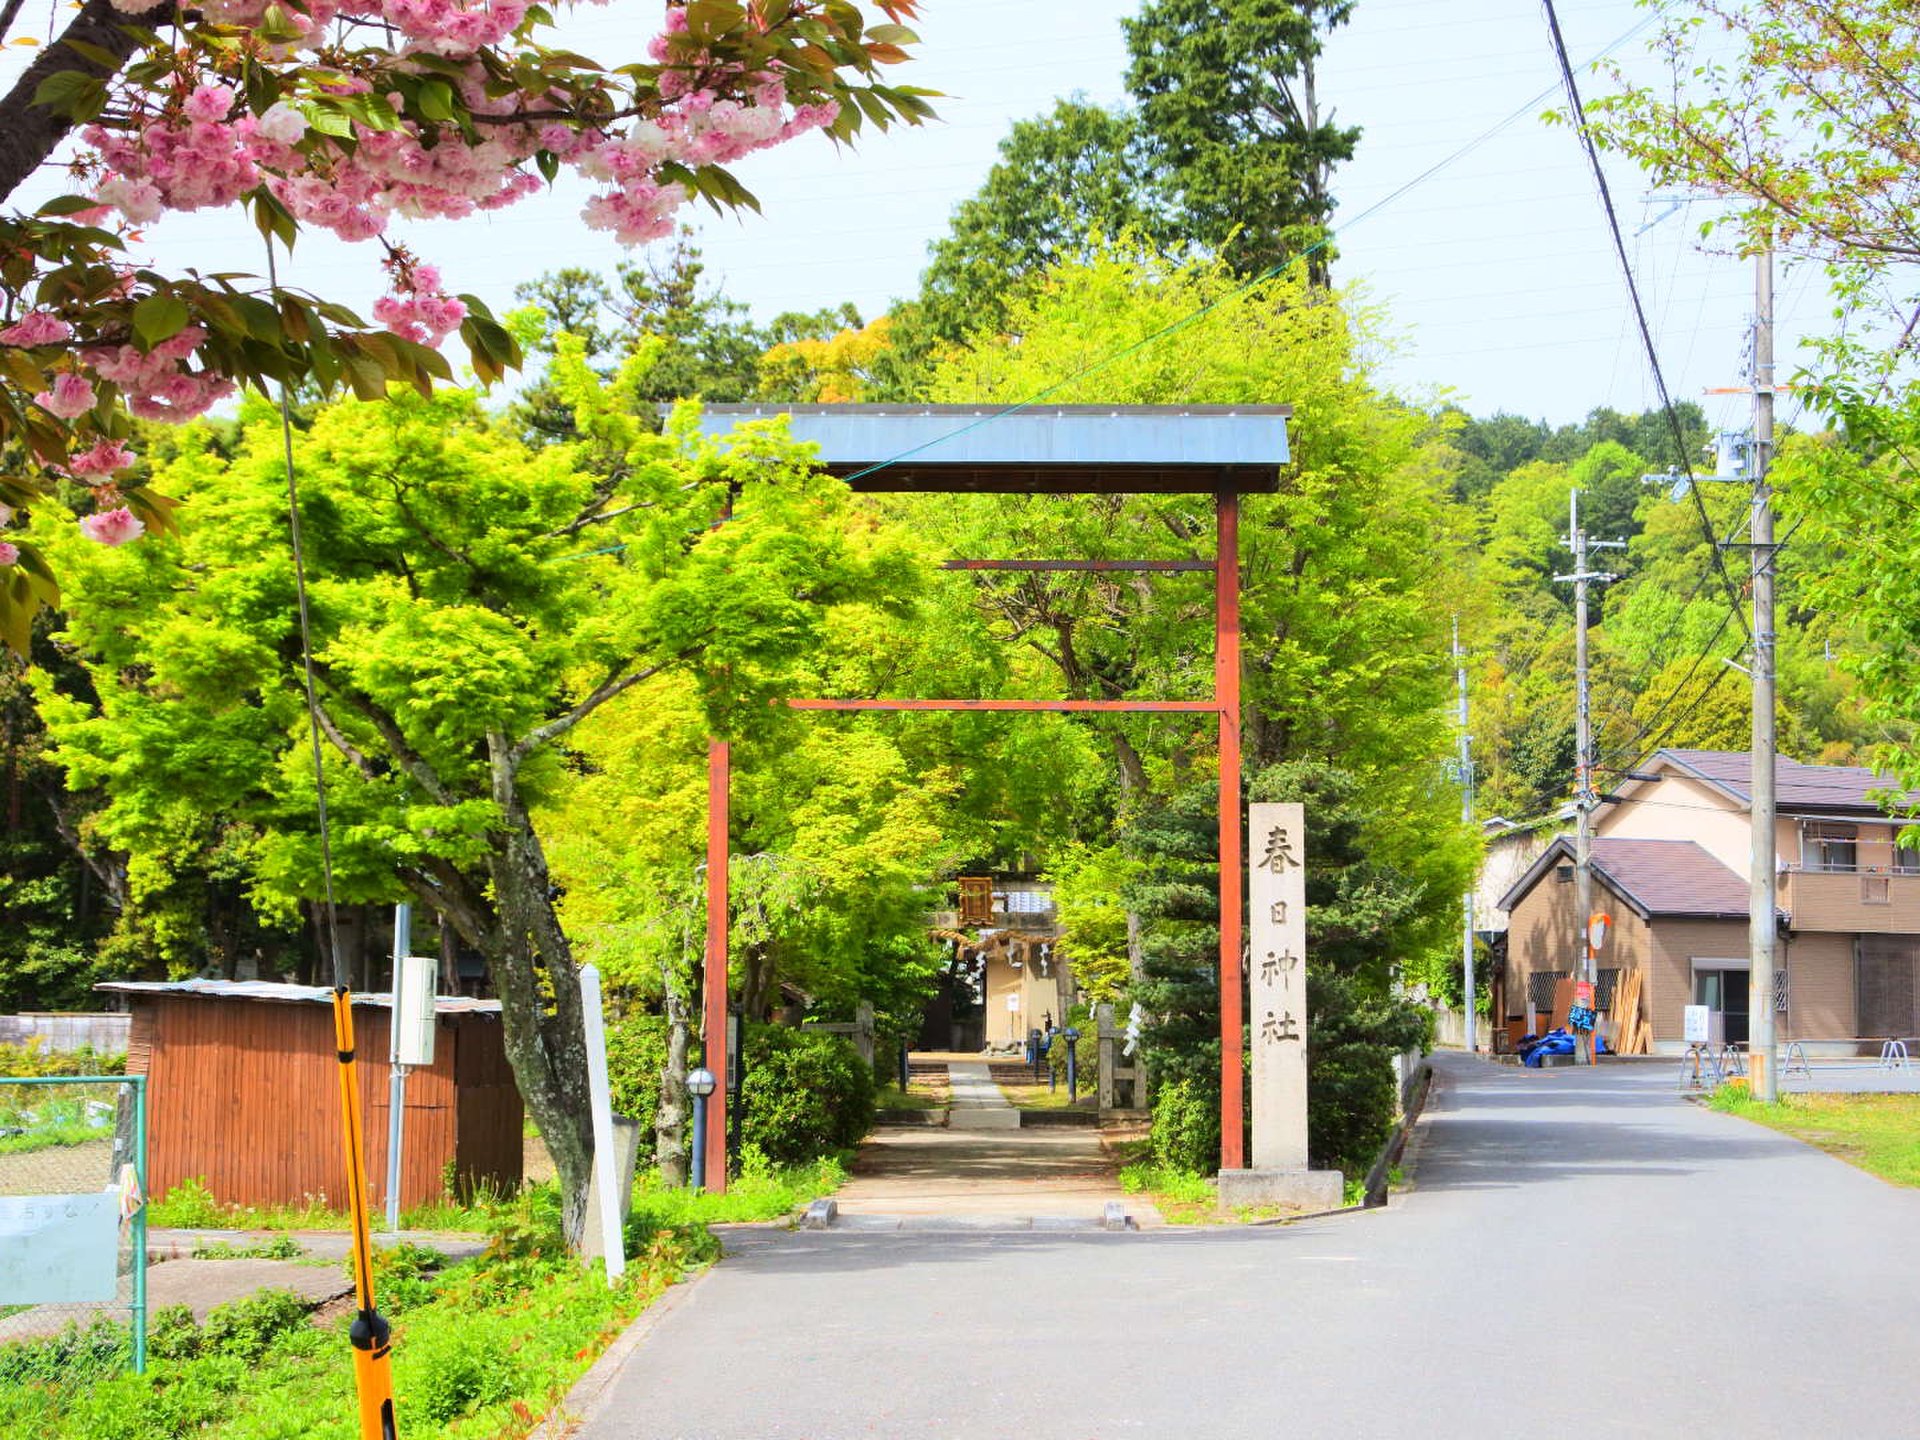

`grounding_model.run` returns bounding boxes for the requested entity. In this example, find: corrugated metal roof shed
[98,978,501,1016]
